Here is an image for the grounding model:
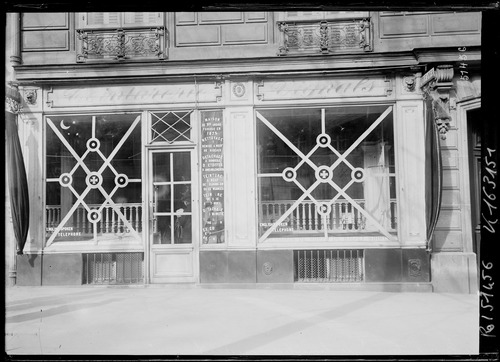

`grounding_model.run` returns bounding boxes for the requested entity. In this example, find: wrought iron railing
[259,199,397,232]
